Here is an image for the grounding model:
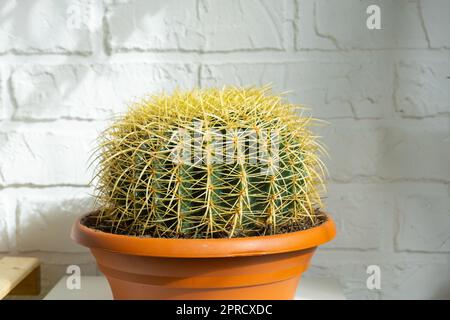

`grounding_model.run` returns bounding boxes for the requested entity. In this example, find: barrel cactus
[92,86,327,238]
